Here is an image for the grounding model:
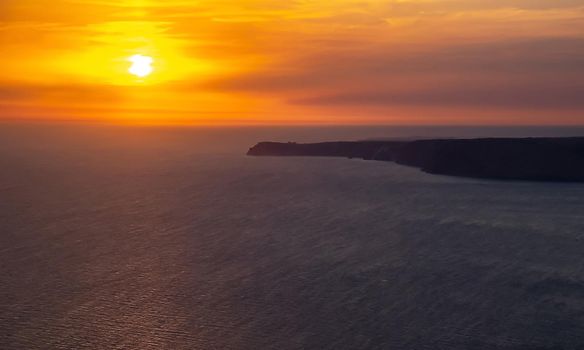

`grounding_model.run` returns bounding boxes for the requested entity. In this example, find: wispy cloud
[1,0,583,124]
